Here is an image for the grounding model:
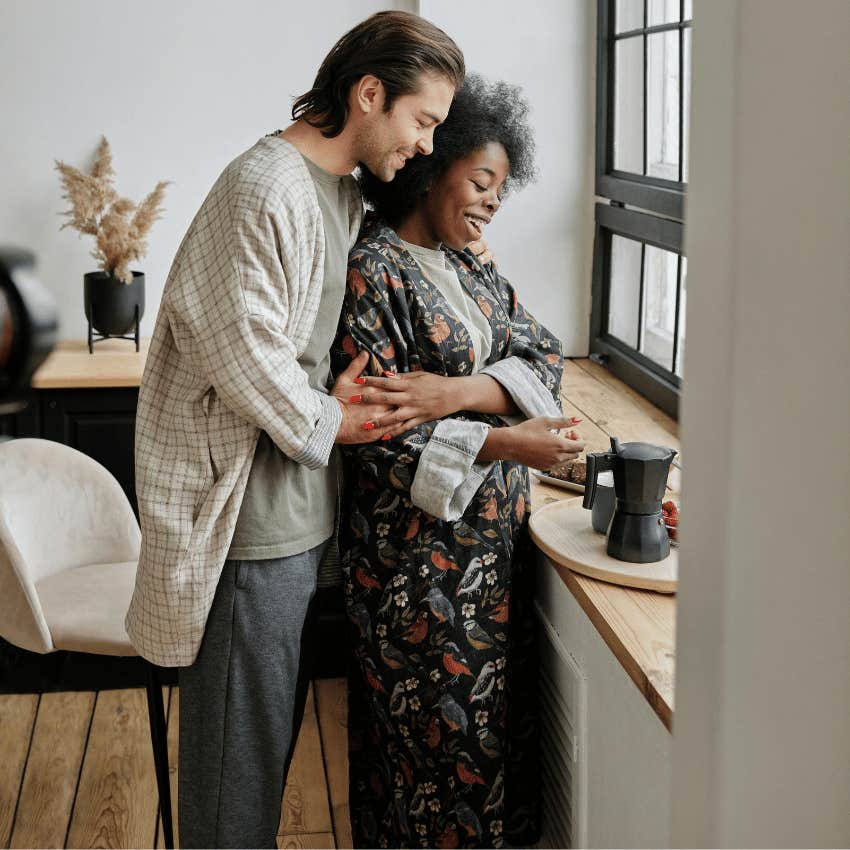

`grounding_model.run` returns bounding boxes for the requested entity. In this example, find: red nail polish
[362,422,375,431]
[383,370,397,378]
[570,417,583,424]
[349,394,362,403]
[381,434,392,441]
[354,377,366,385]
